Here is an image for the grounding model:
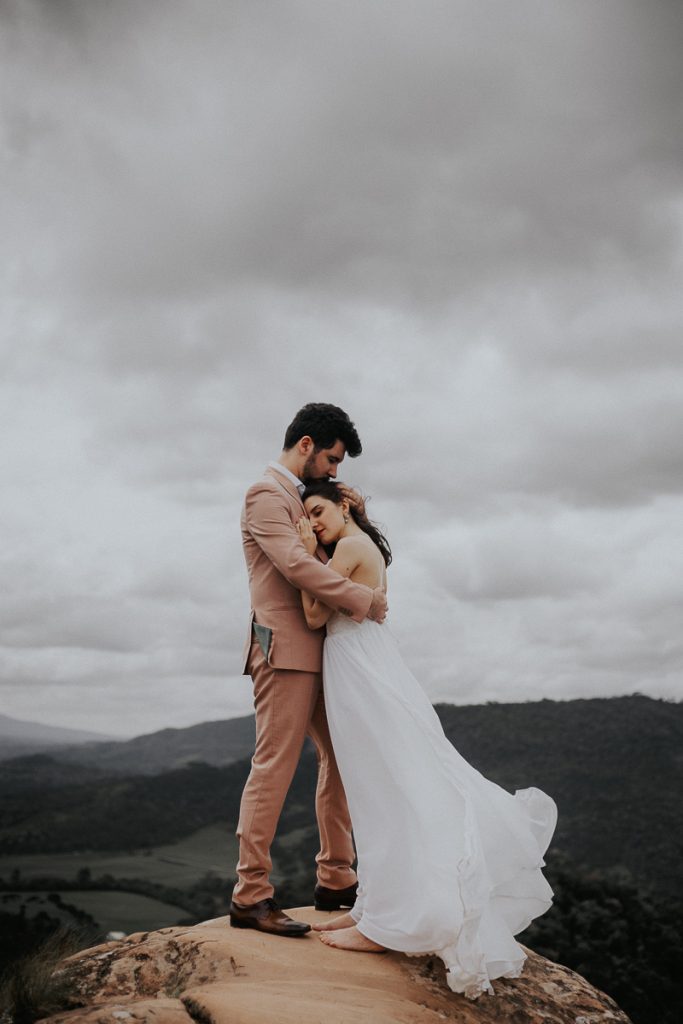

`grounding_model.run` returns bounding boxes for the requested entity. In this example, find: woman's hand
[297,515,318,555]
